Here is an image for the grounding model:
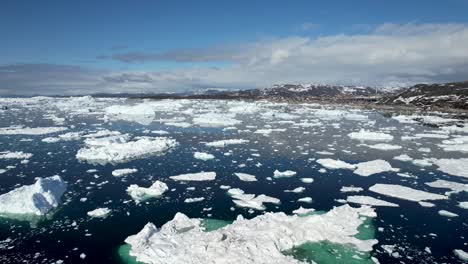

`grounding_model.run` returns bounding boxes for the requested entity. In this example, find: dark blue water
[0,98,466,263]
